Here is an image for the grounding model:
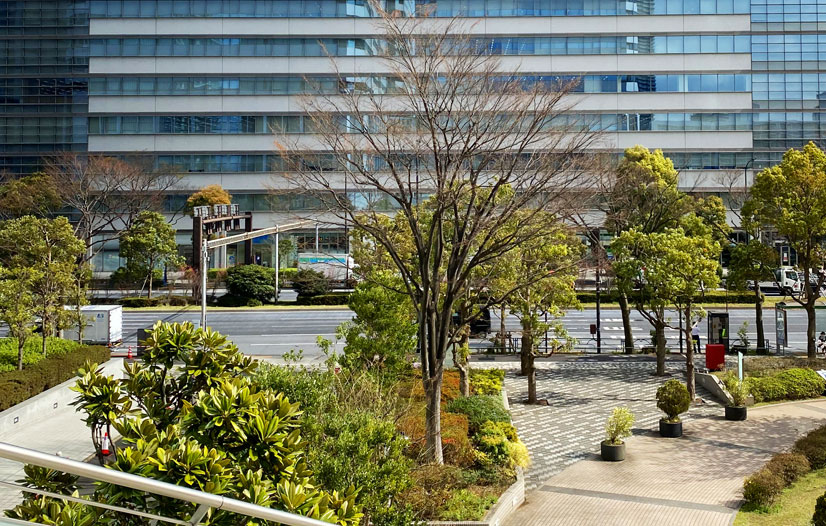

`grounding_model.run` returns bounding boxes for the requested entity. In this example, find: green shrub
[439,489,497,521]
[246,298,263,307]
[605,406,635,445]
[0,337,81,372]
[296,293,351,305]
[446,395,510,433]
[292,268,330,298]
[119,297,160,308]
[774,368,825,400]
[164,295,190,307]
[743,468,784,509]
[470,369,504,395]
[793,426,826,469]
[723,373,750,406]
[110,267,162,288]
[656,379,691,422]
[207,268,227,281]
[746,368,825,403]
[226,264,276,302]
[279,267,299,284]
[215,294,249,307]
[765,452,810,485]
[0,345,110,410]
[814,491,826,526]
